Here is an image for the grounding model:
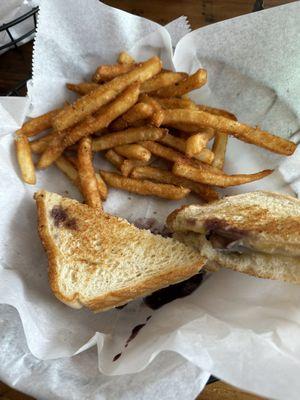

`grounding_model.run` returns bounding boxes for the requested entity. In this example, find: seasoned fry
[151,109,165,127]
[138,94,163,113]
[118,51,135,65]
[66,82,99,96]
[93,63,138,82]
[55,156,79,185]
[197,105,237,120]
[109,102,154,131]
[173,162,273,187]
[64,154,78,169]
[78,137,102,209]
[100,170,190,200]
[185,129,215,157]
[53,56,162,131]
[114,144,151,161]
[140,72,187,93]
[131,166,219,202]
[140,140,184,163]
[154,97,198,110]
[57,154,107,200]
[105,149,124,169]
[139,140,215,171]
[120,159,151,177]
[16,108,59,137]
[15,134,36,184]
[38,83,140,169]
[95,173,108,200]
[158,132,214,164]
[30,130,58,154]
[92,126,164,151]
[14,51,296,207]
[157,109,296,155]
[122,103,153,123]
[195,148,215,165]
[212,132,228,170]
[159,132,186,152]
[37,129,71,169]
[153,69,207,98]
[162,122,205,133]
